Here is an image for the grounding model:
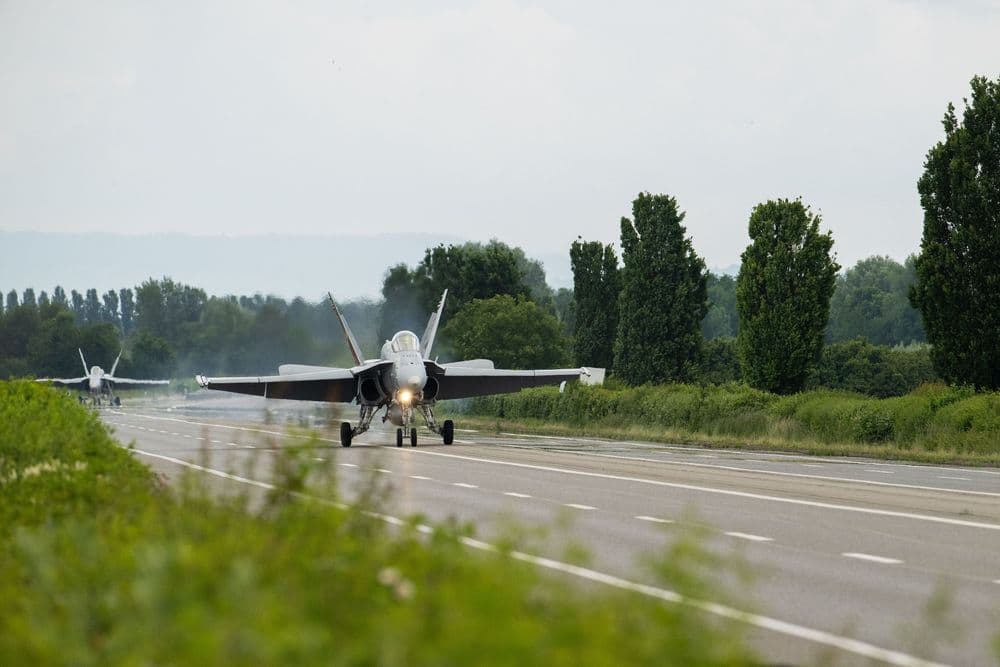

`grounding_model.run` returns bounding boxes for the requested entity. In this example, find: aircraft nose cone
[407,375,422,390]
